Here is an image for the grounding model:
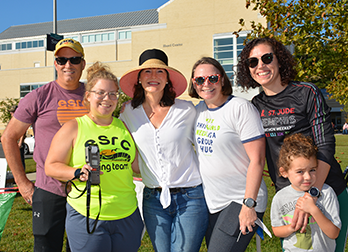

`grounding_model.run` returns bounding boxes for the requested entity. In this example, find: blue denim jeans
[143,184,208,252]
